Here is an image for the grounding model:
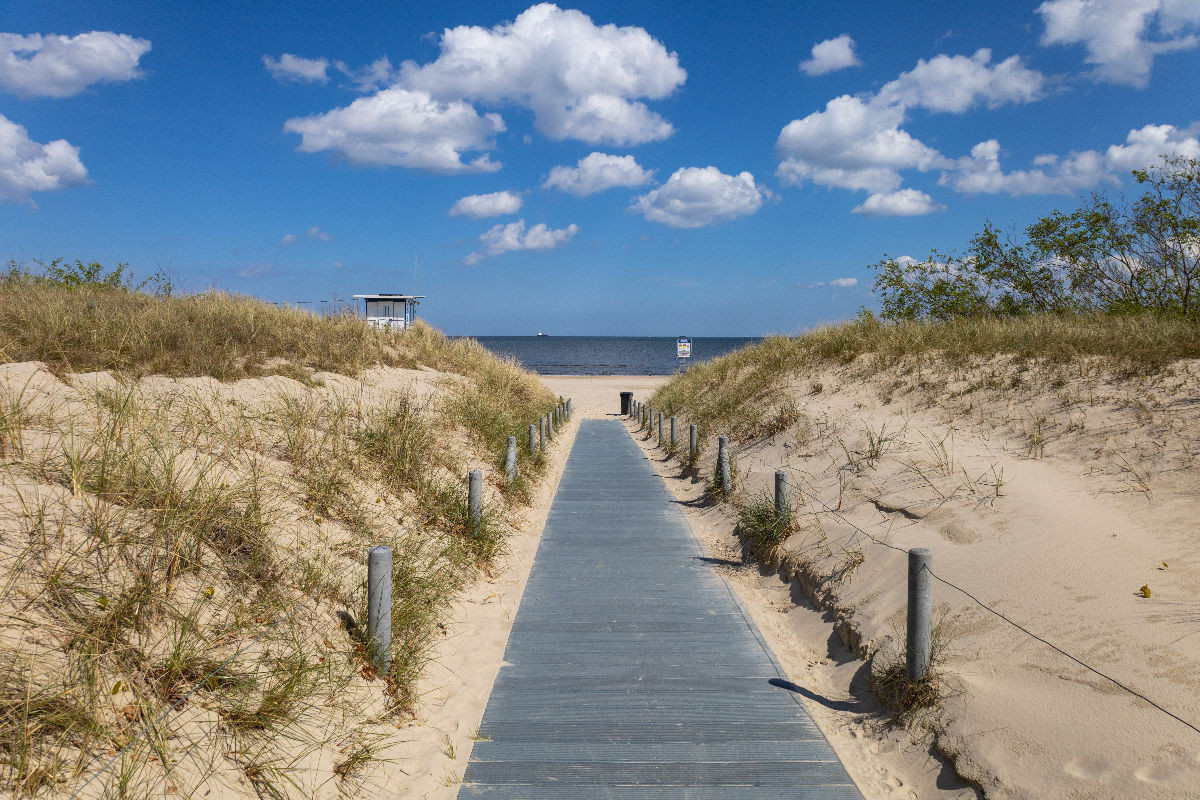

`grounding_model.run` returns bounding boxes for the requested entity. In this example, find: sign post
[676,337,691,374]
